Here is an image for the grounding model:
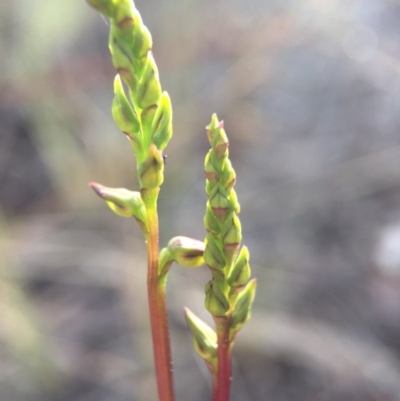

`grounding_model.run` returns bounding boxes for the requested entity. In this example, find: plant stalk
[142,187,175,401]
[212,316,232,401]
